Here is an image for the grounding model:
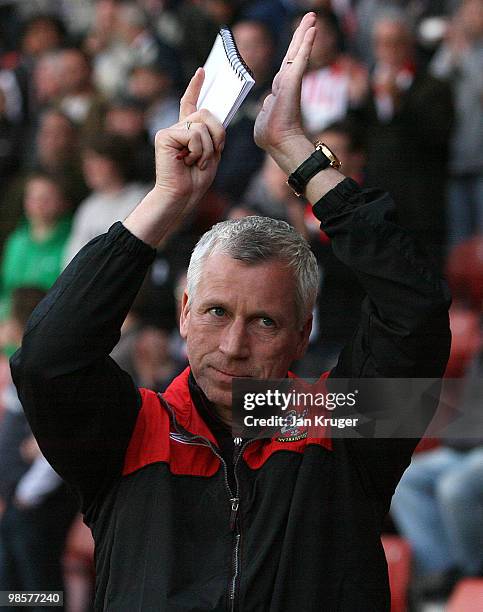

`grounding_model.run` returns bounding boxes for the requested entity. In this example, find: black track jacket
[11,178,451,611]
